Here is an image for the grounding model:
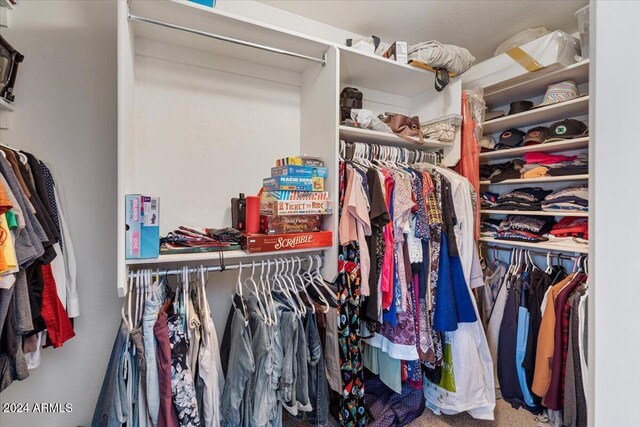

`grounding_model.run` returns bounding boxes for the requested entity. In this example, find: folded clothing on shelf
[549,217,588,240]
[522,152,588,178]
[541,185,589,212]
[481,191,499,209]
[484,187,552,211]
[481,217,502,237]
[480,159,525,182]
[495,214,556,242]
